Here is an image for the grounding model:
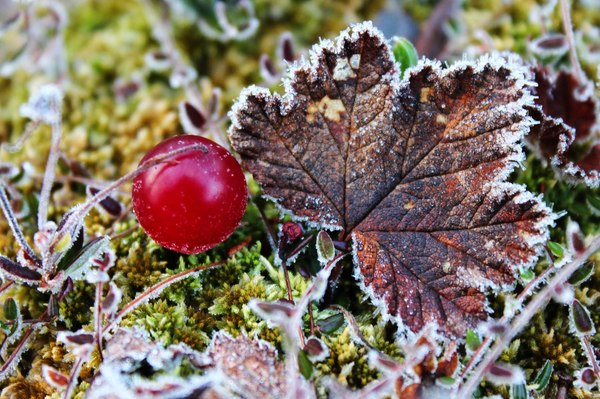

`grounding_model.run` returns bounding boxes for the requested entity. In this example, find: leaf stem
[458,235,600,397]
